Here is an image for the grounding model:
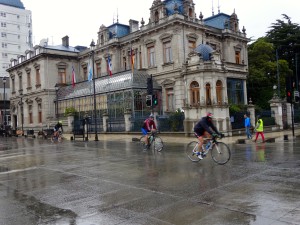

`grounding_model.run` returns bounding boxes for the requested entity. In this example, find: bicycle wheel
[210,142,231,165]
[154,136,163,152]
[186,141,200,162]
[139,136,147,150]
